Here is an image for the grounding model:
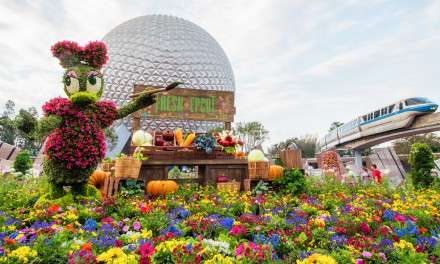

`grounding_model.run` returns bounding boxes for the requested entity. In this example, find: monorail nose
[430,104,438,112]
